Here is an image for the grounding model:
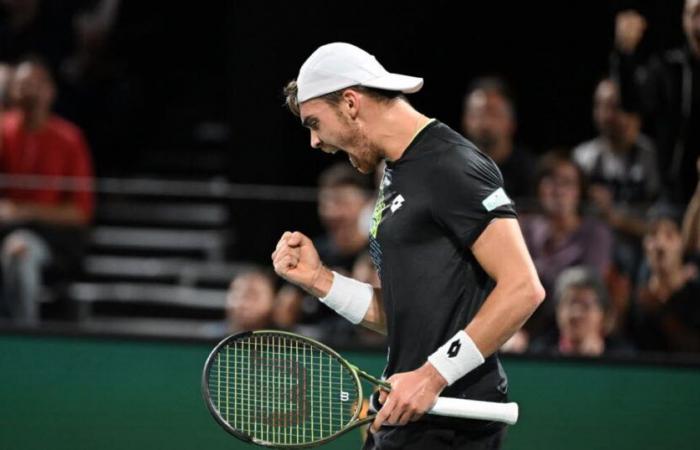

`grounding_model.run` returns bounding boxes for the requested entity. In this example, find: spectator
[611,1,700,203]
[225,269,276,333]
[529,266,634,357]
[0,57,94,325]
[634,205,700,353]
[573,78,660,237]
[273,163,373,342]
[461,76,536,200]
[520,151,613,337]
